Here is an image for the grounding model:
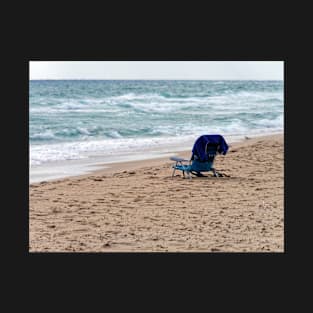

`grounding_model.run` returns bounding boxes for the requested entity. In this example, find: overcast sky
[29,61,284,80]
